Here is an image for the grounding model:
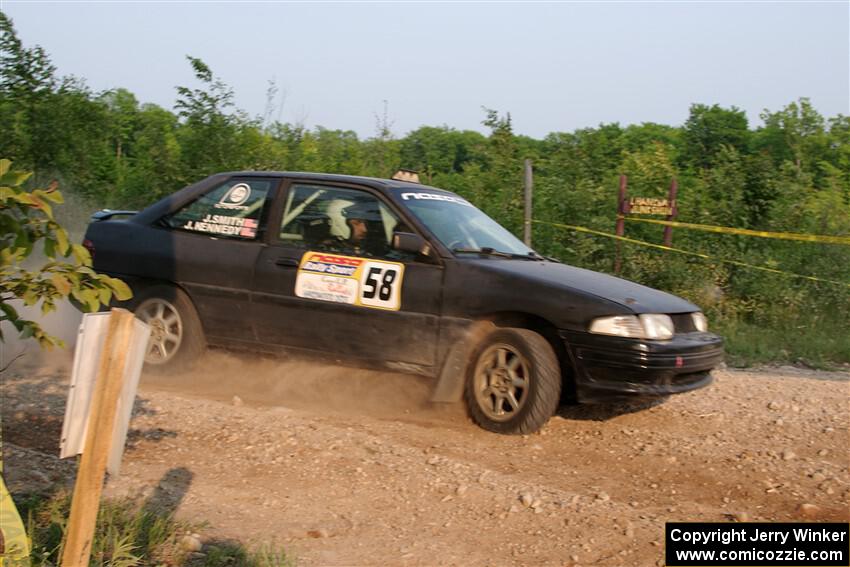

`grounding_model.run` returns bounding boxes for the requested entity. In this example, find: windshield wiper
[452,247,543,260]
